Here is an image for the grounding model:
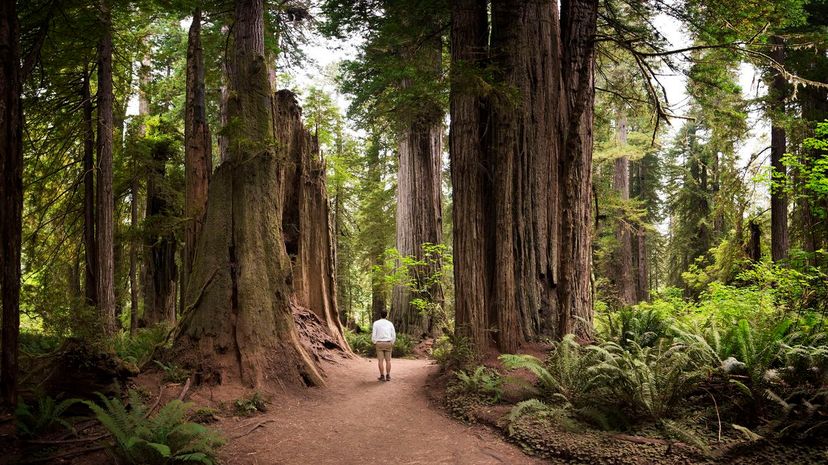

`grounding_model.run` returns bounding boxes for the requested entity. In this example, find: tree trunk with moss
[172,0,342,387]
[183,8,212,305]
